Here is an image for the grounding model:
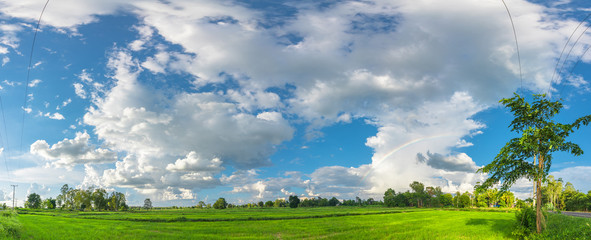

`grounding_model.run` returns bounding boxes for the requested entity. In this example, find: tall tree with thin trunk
[477,93,590,234]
